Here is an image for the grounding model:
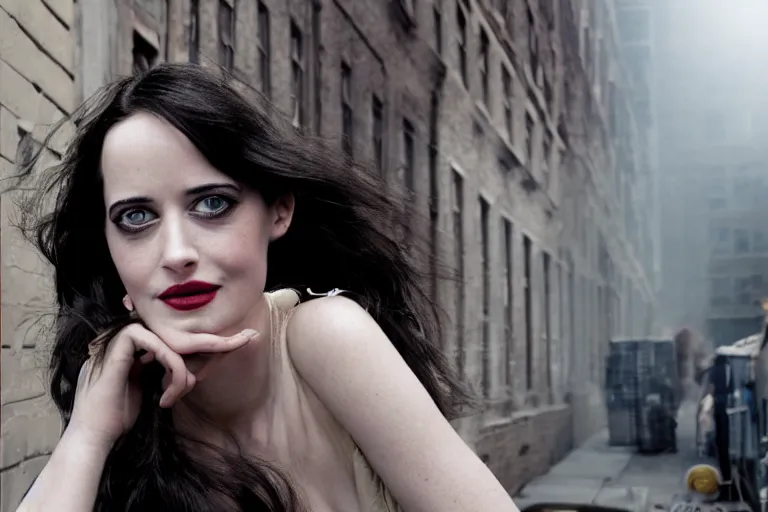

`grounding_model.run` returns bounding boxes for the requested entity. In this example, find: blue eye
[120,209,156,227]
[194,195,231,217]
